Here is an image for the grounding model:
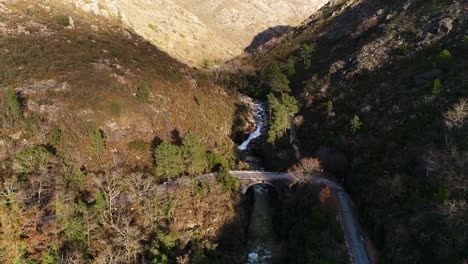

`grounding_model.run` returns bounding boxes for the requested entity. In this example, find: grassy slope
[0,0,237,170]
[244,0,467,263]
